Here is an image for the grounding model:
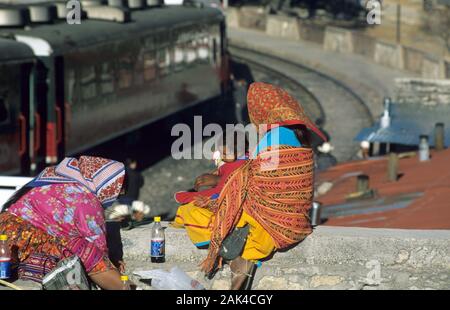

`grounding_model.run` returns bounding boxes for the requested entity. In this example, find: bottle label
[0,258,11,279]
[150,239,165,258]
